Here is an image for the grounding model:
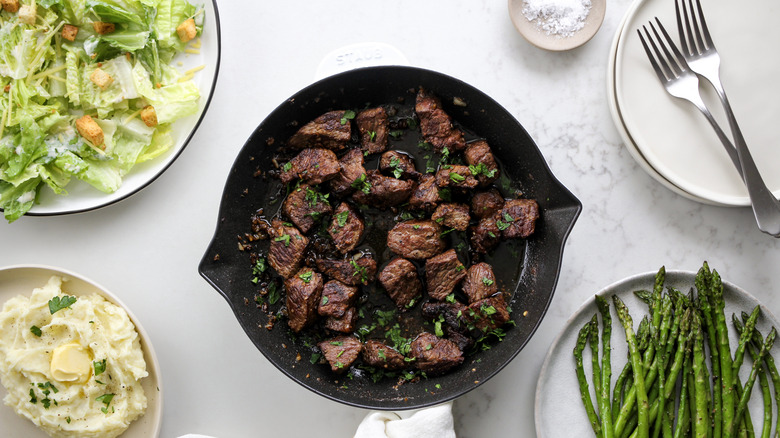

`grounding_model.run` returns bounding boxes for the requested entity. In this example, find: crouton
[89,68,114,90]
[61,24,78,41]
[1,0,19,13]
[18,3,35,24]
[140,105,158,127]
[92,21,115,35]
[176,18,196,42]
[75,115,105,149]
